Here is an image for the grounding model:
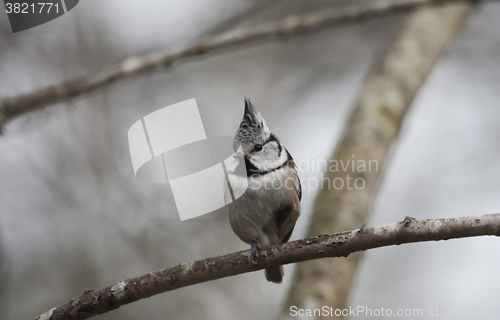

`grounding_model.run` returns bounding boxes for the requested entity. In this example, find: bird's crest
[234,99,271,151]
